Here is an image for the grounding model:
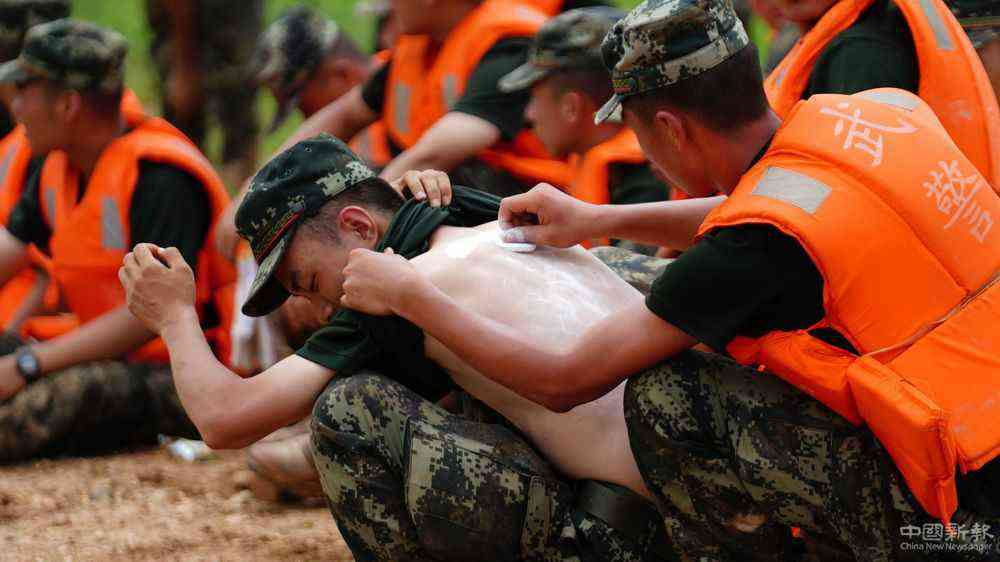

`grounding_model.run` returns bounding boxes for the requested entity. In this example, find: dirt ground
[0,447,354,561]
